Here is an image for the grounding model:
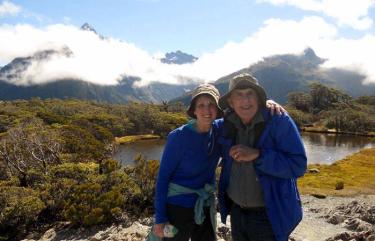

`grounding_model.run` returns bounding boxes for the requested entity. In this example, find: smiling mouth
[240,106,252,110]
